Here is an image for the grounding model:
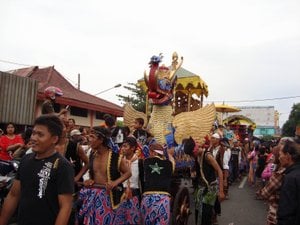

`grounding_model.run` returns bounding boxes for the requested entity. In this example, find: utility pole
[78,73,80,90]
